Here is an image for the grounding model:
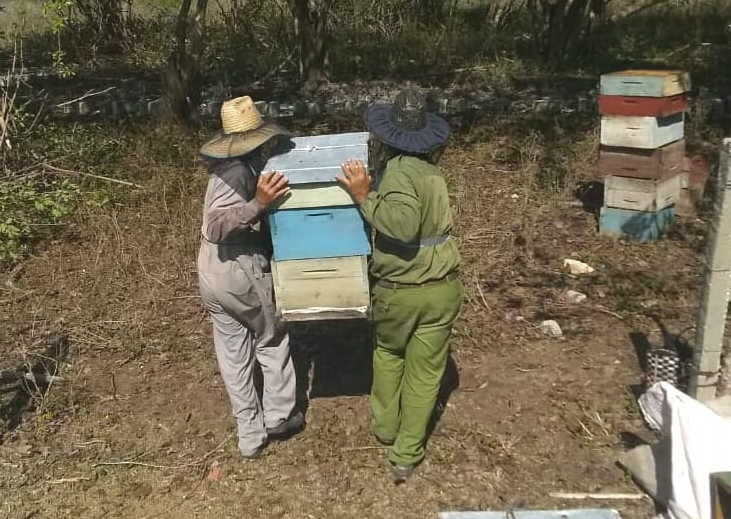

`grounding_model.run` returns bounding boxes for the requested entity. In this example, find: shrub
[0,178,79,263]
